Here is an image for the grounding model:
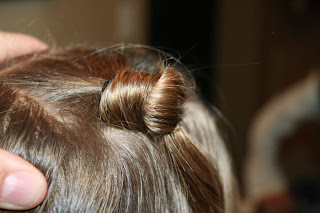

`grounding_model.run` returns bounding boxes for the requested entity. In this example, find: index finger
[0,31,48,62]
